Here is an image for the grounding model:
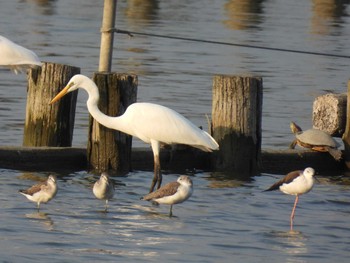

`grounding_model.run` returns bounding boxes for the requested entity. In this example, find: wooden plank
[0,146,86,172]
[0,147,343,174]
